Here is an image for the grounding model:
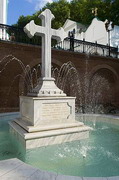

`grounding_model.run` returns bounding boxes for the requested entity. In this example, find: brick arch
[88,65,119,108]
[89,64,119,81]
